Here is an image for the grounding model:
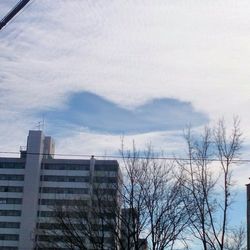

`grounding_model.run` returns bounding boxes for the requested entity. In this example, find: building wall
[36,159,120,249]
[0,130,121,250]
[247,184,250,250]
